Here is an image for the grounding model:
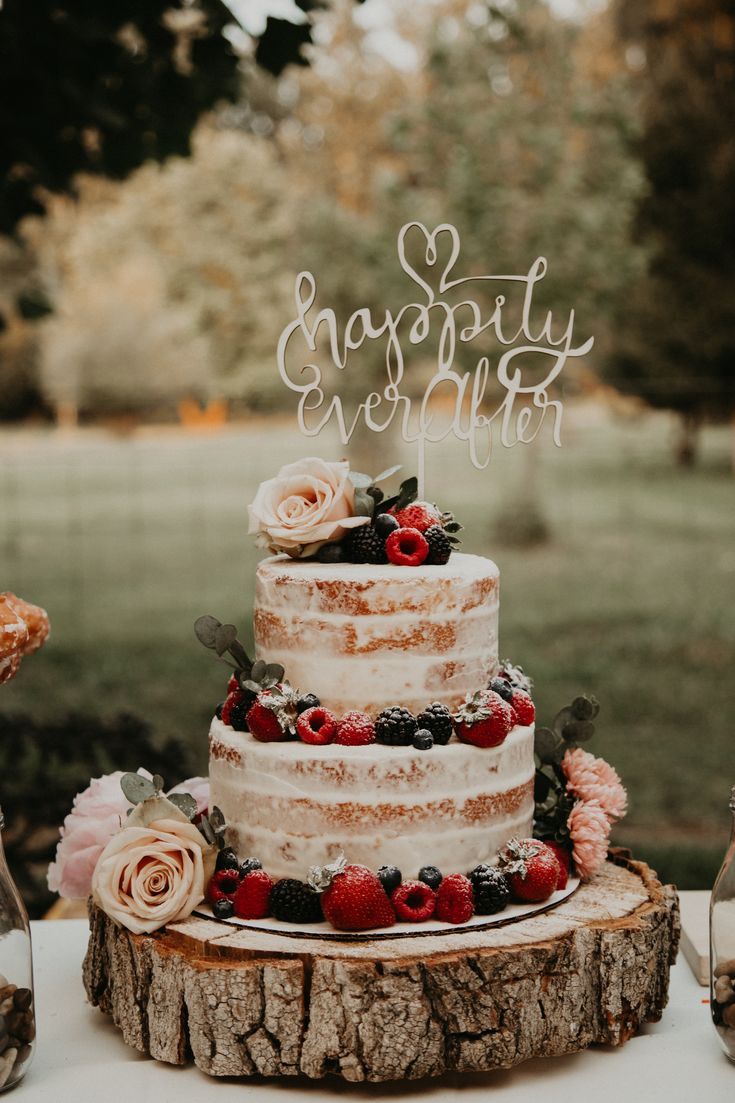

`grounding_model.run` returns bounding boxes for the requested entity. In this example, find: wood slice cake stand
[82,852,680,1083]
